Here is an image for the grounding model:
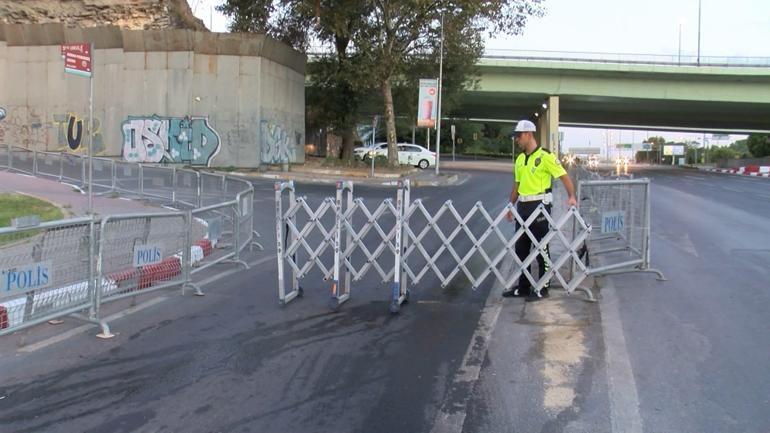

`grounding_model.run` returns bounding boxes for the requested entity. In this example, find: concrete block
[168,51,191,70]
[100,48,124,66]
[124,52,146,70]
[145,52,168,70]
[165,69,193,117]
